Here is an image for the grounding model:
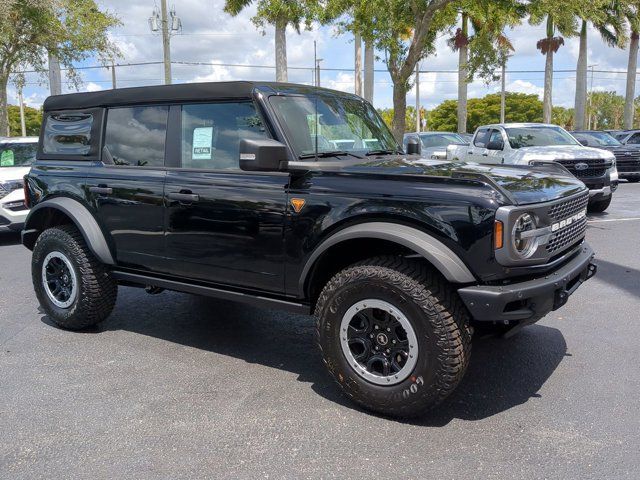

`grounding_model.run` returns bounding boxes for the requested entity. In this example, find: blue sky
[8,0,637,113]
